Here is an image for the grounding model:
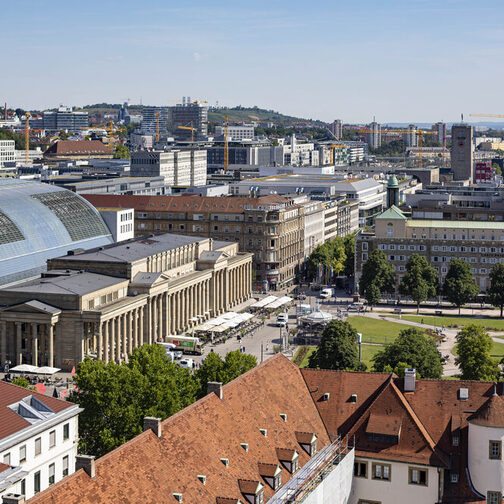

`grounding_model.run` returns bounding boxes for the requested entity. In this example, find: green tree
[195,350,256,398]
[308,320,364,371]
[343,232,356,278]
[359,249,395,307]
[455,325,499,381]
[12,377,34,389]
[492,163,502,176]
[443,259,479,314]
[399,254,438,314]
[307,238,346,283]
[114,144,130,159]
[488,263,504,318]
[372,328,443,378]
[68,344,198,457]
